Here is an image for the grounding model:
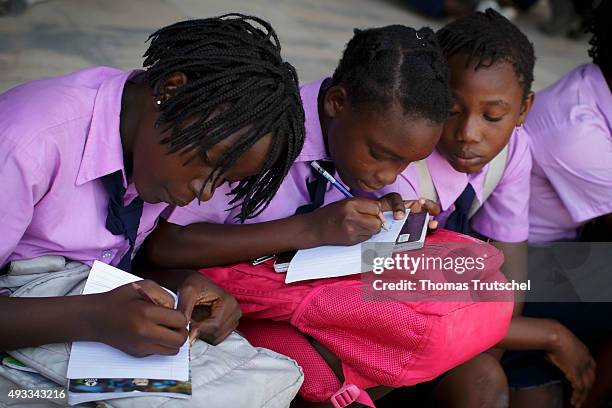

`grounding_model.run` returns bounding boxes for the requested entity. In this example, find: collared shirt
[376,127,531,243]
[528,64,612,243]
[0,67,168,268]
[166,78,349,226]
[168,77,531,244]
